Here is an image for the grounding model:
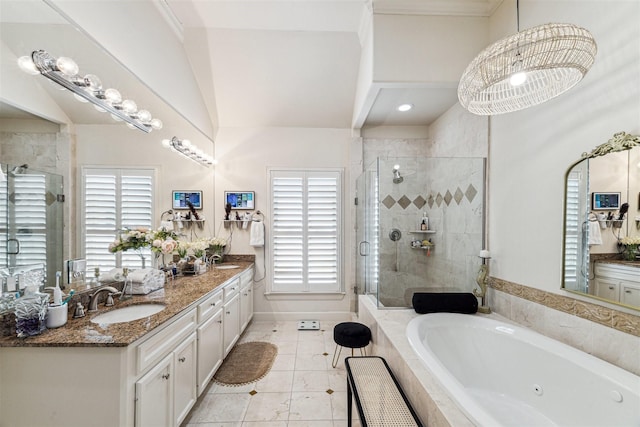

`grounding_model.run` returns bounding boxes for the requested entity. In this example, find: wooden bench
[345,356,423,427]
